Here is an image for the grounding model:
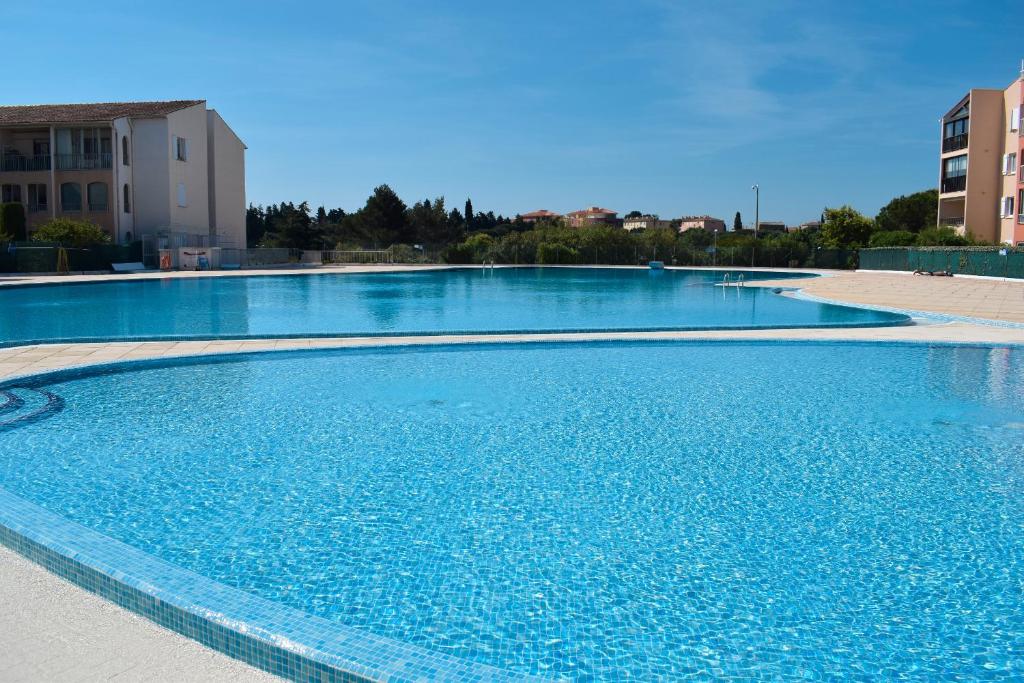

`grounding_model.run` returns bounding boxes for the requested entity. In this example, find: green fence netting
[0,242,142,274]
[859,247,1024,279]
